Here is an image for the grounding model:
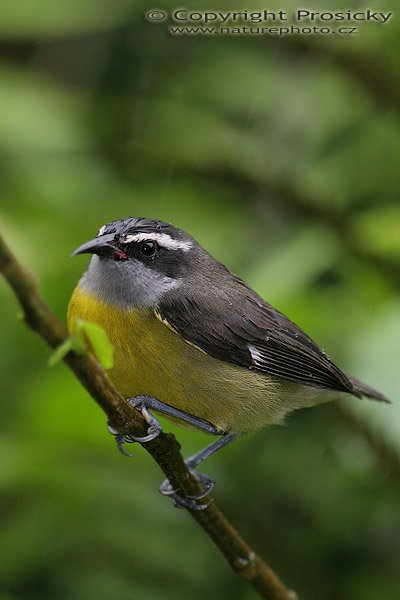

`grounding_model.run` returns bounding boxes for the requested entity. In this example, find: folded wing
[158,278,357,395]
